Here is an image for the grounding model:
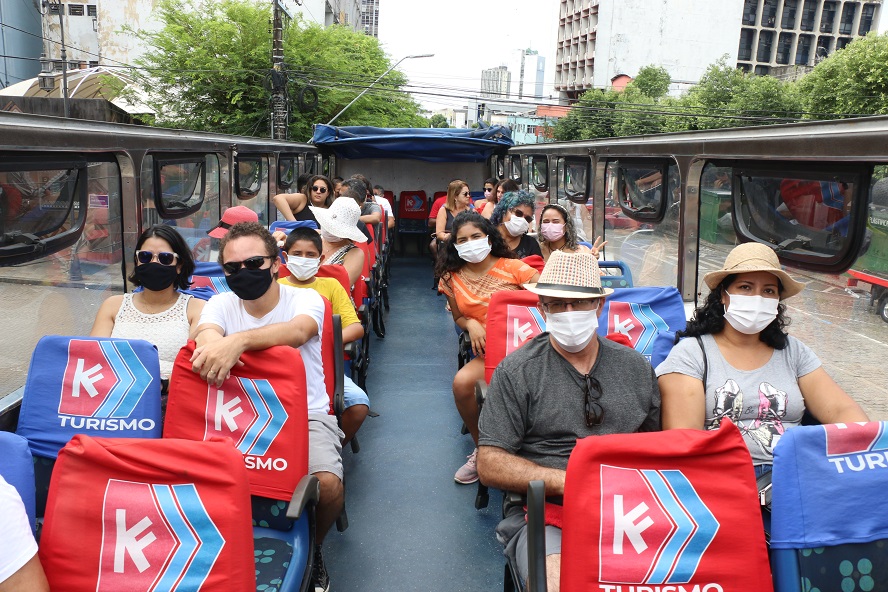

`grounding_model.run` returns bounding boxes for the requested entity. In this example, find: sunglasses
[584,374,605,427]
[512,210,534,223]
[484,188,493,193]
[460,191,472,197]
[312,186,328,193]
[136,250,178,266]
[222,255,273,275]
